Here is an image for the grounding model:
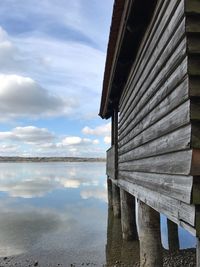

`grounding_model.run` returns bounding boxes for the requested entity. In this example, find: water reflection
[0,162,107,265]
[106,208,139,266]
[0,207,62,256]
[0,162,197,266]
[0,162,103,199]
[105,208,196,267]
[161,215,197,249]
